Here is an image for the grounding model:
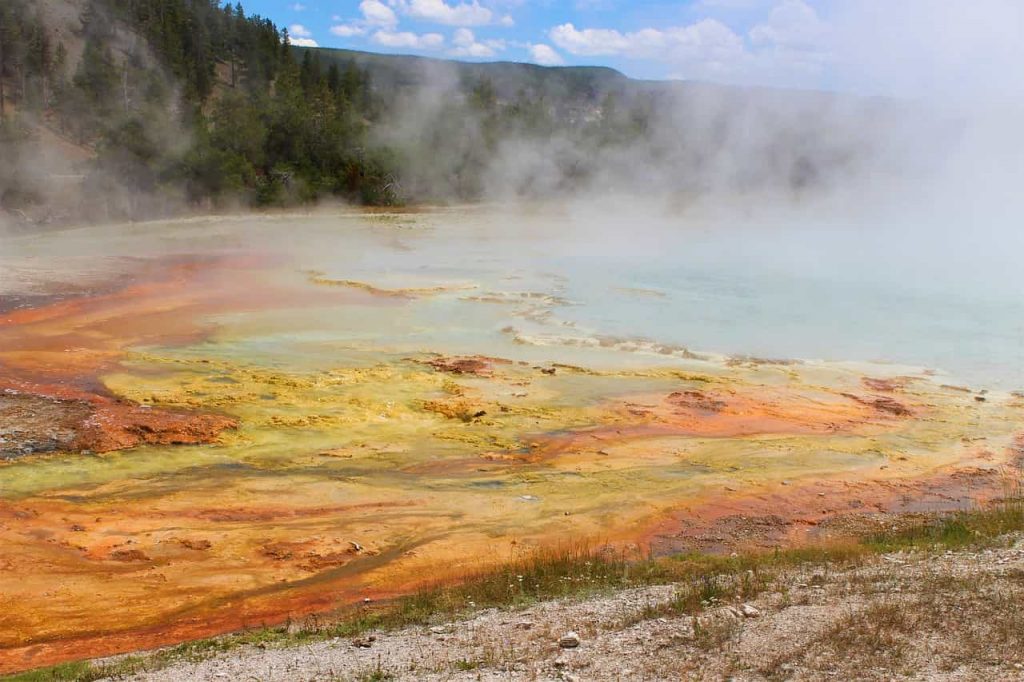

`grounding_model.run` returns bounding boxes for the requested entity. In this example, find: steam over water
[4,207,1022,389]
[284,208,1024,391]
[553,225,1024,390]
